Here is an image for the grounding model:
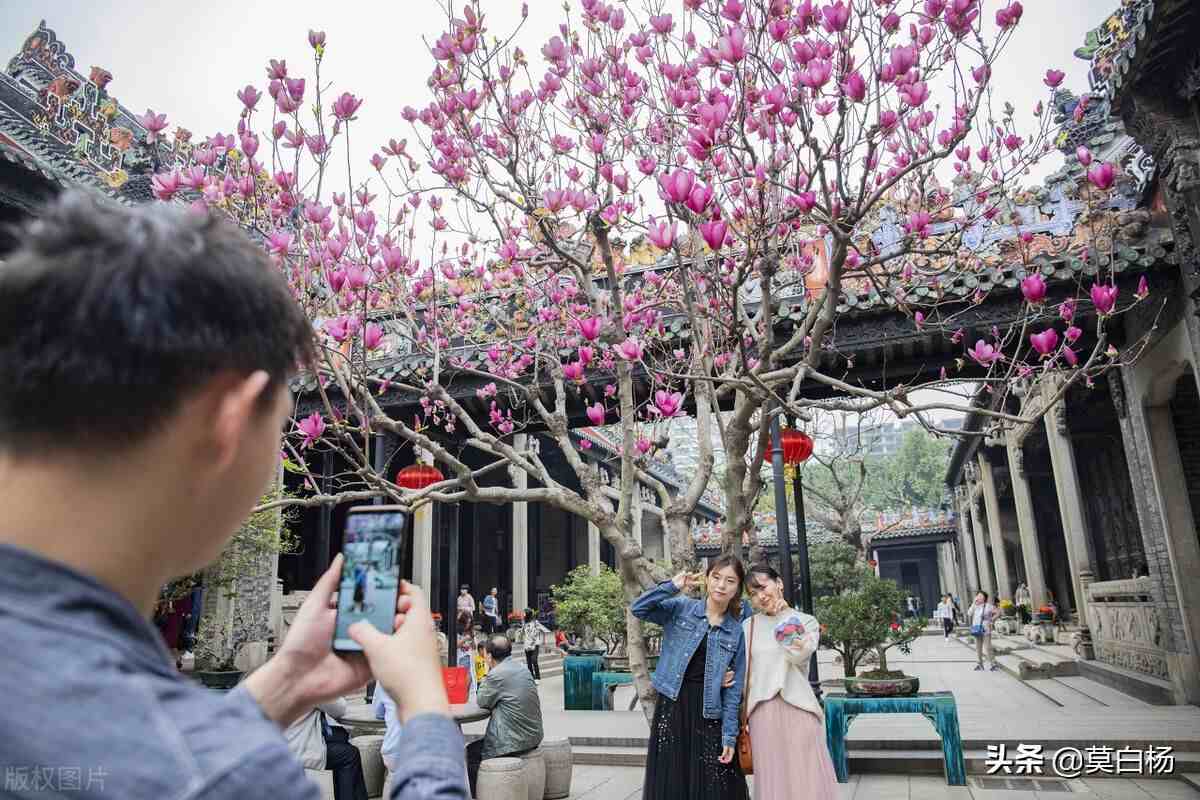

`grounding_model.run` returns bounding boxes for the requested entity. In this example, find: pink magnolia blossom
[841,72,866,102]
[1020,273,1046,304]
[968,340,1000,366]
[653,390,683,418]
[308,29,326,49]
[699,219,728,250]
[636,438,653,455]
[647,220,677,250]
[363,323,384,351]
[1065,325,1083,343]
[151,171,180,201]
[578,317,603,341]
[237,85,261,110]
[1076,146,1092,166]
[1136,275,1149,298]
[562,361,585,382]
[658,169,695,204]
[1030,328,1059,357]
[1090,283,1118,315]
[1087,163,1116,190]
[586,403,605,426]
[137,110,168,143]
[995,1,1023,27]
[717,26,746,63]
[617,338,644,361]
[332,92,363,120]
[1044,69,1065,88]
[649,14,674,34]
[1060,299,1076,321]
[297,413,326,448]
[1063,347,1078,367]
